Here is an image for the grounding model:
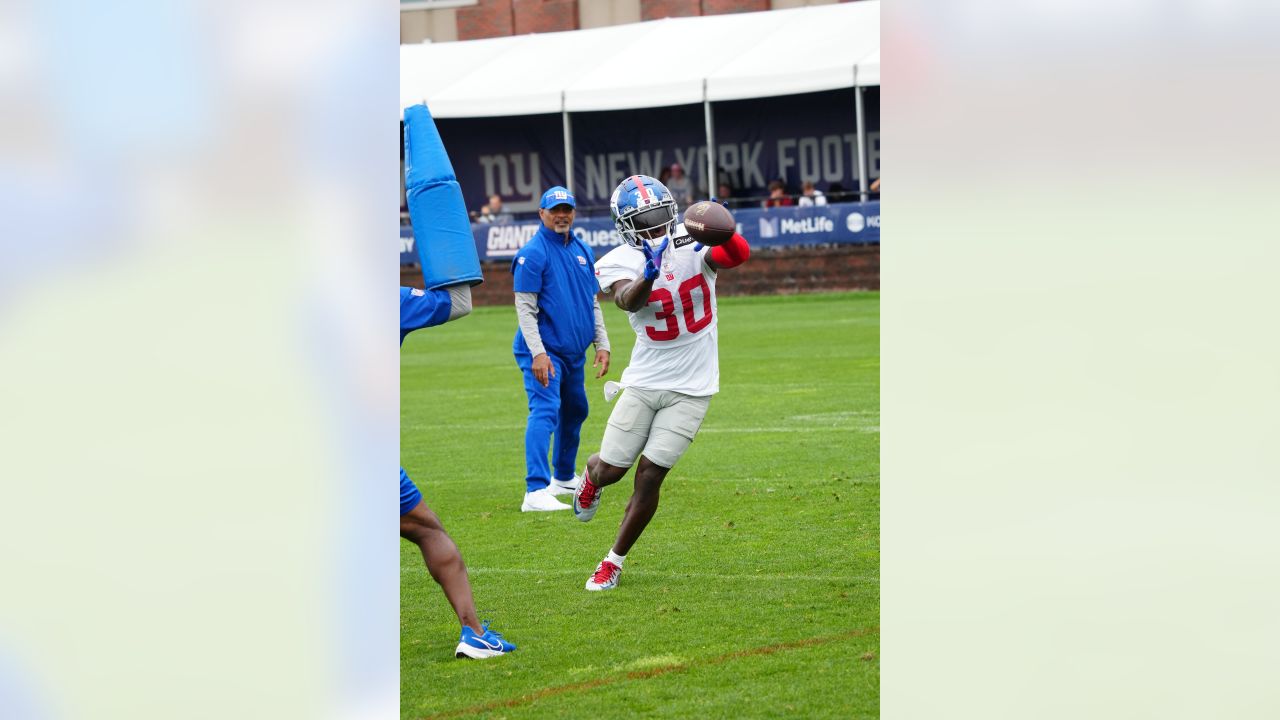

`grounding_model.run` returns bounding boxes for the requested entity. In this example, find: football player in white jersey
[572,174,751,591]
